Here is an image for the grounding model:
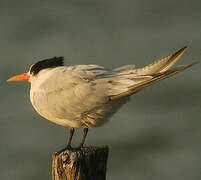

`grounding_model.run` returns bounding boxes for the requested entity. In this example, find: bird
[7,46,197,148]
